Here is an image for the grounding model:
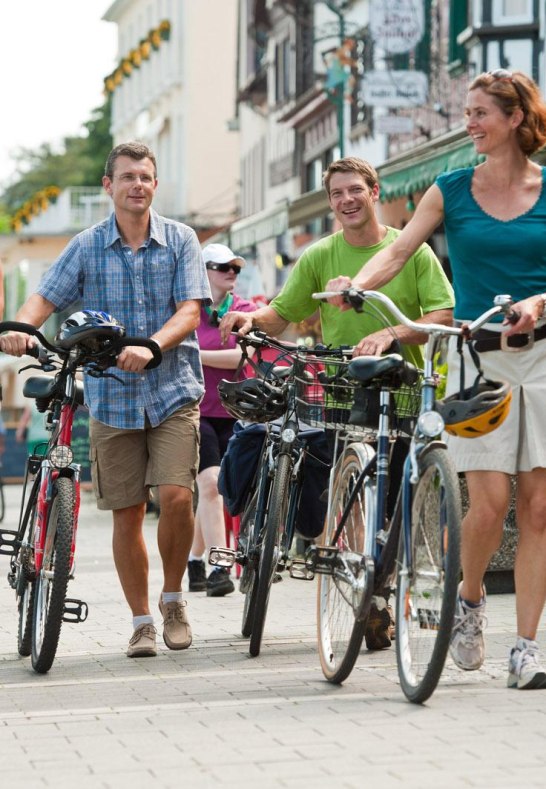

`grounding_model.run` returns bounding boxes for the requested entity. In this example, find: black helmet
[436,379,512,438]
[55,310,125,355]
[218,377,287,422]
